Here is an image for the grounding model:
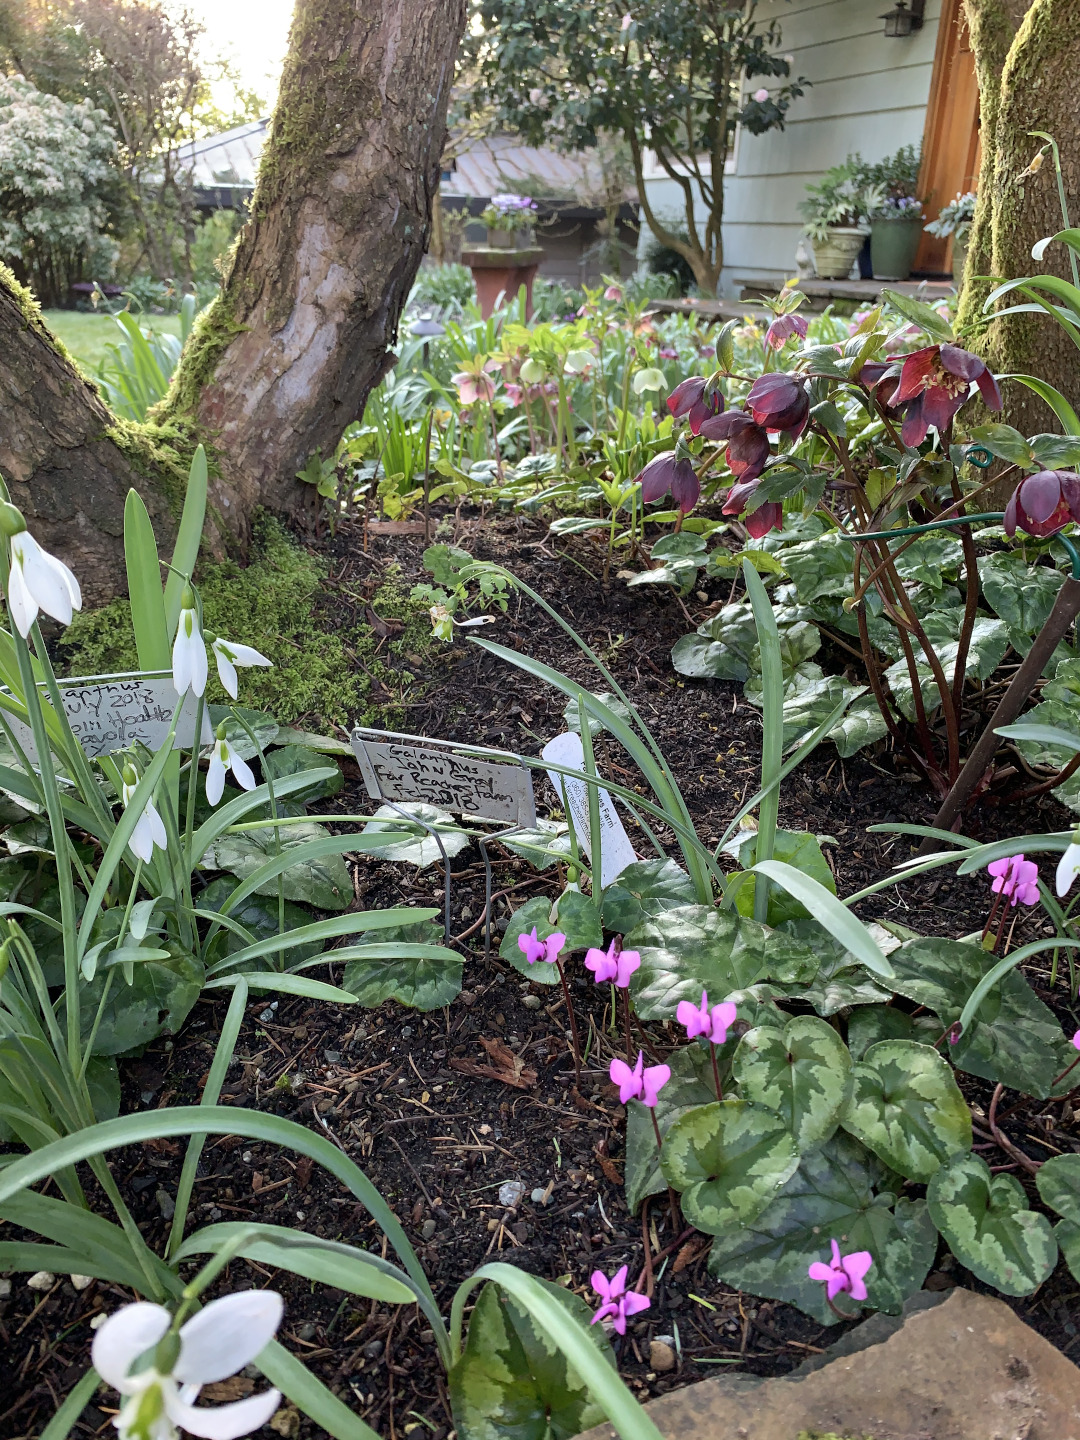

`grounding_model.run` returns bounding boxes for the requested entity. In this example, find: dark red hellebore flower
[722,478,782,538]
[699,410,772,485]
[1004,470,1080,537]
[892,343,1002,447]
[636,451,700,513]
[765,314,809,351]
[667,376,725,434]
[746,372,810,439]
